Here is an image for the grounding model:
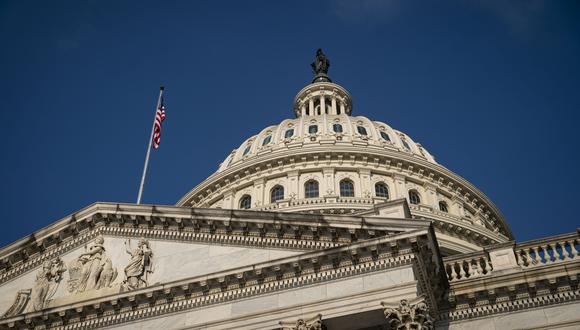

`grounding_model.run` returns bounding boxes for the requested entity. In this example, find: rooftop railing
[443,231,579,283]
